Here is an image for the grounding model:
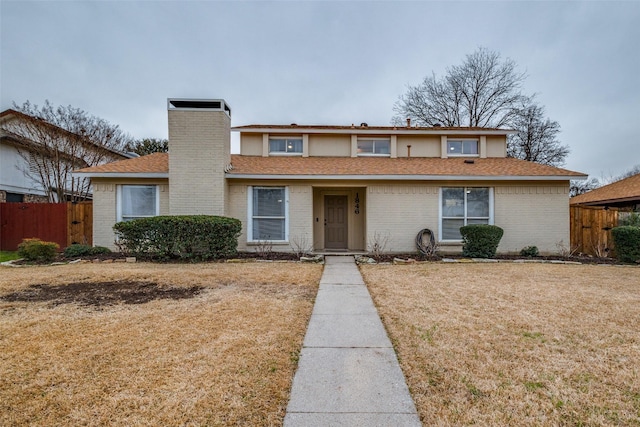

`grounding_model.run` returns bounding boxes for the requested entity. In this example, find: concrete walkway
[284,256,421,426]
